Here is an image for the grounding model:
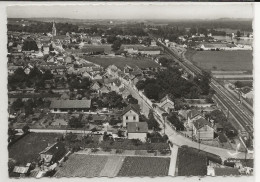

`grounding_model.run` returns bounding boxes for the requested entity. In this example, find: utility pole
[198,123,200,152]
